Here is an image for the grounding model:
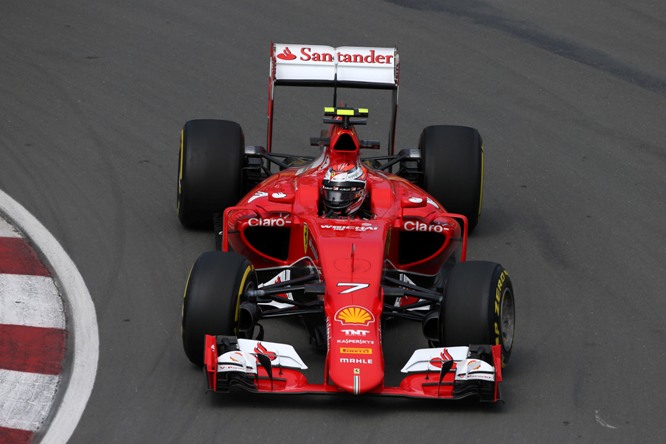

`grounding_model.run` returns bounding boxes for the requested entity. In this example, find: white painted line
[0,189,99,444]
[0,216,21,238]
[0,274,65,329]
[0,369,60,432]
[594,409,618,429]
